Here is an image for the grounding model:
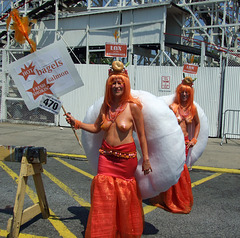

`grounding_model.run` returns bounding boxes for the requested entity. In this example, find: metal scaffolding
[0,0,239,124]
[179,0,240,66]
[0,0,239,66]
